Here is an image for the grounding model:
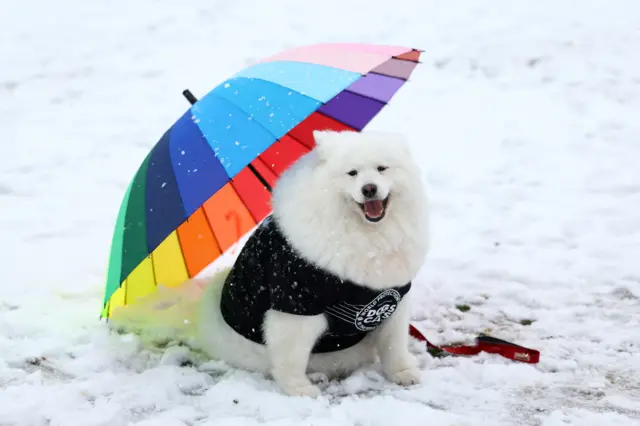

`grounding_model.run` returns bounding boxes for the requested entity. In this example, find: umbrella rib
[246,163,272,192]
[341,89,390,106]
[367,71,413,82]
[256,155,281,179]
[287,133,314,150]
